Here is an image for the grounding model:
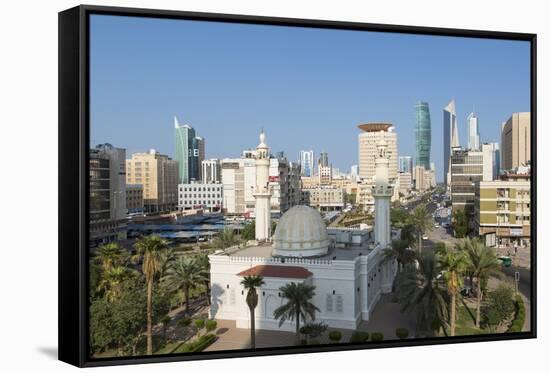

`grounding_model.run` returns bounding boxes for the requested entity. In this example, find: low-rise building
[179,182,223,212]
[474,174,531,248]
[305,186,344,211]
[398,171,412,195]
